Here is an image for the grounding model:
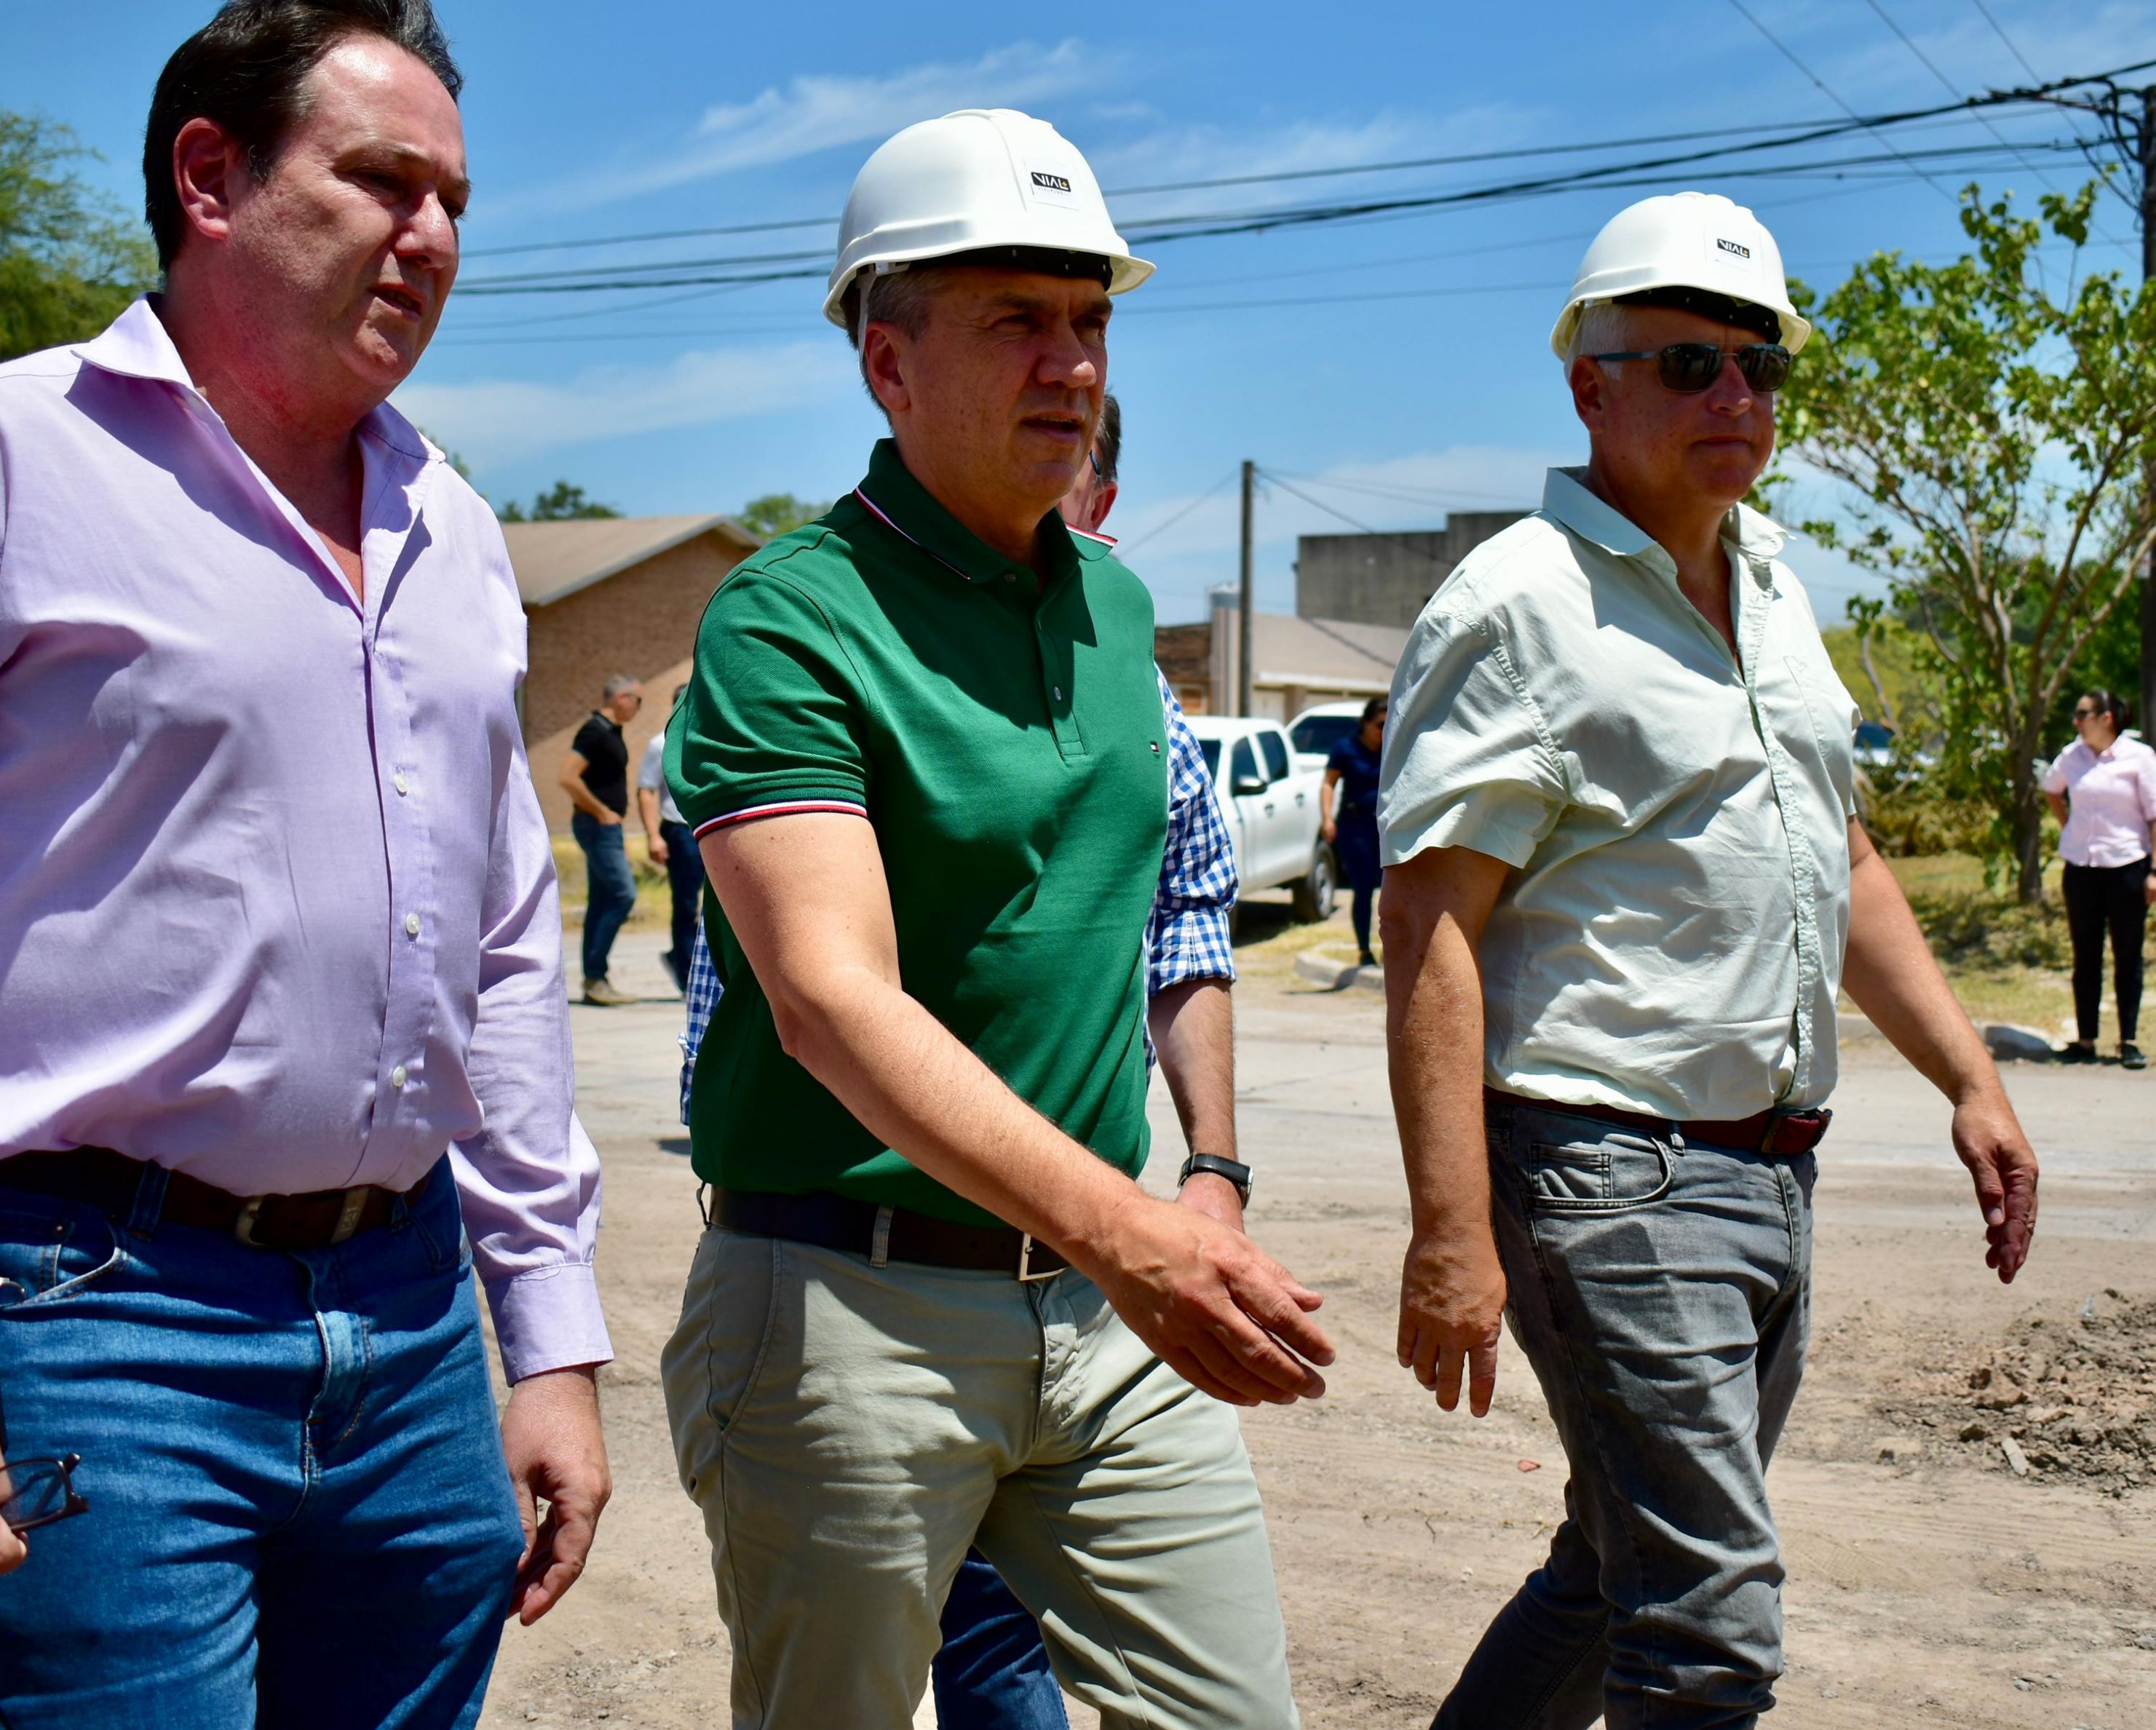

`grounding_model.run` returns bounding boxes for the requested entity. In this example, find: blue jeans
[573,809,638,984]
[933,1550,1069,1729]
[662,818,705,991]
[0,1159,524,1730]
[1435,1098,1815,1730]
